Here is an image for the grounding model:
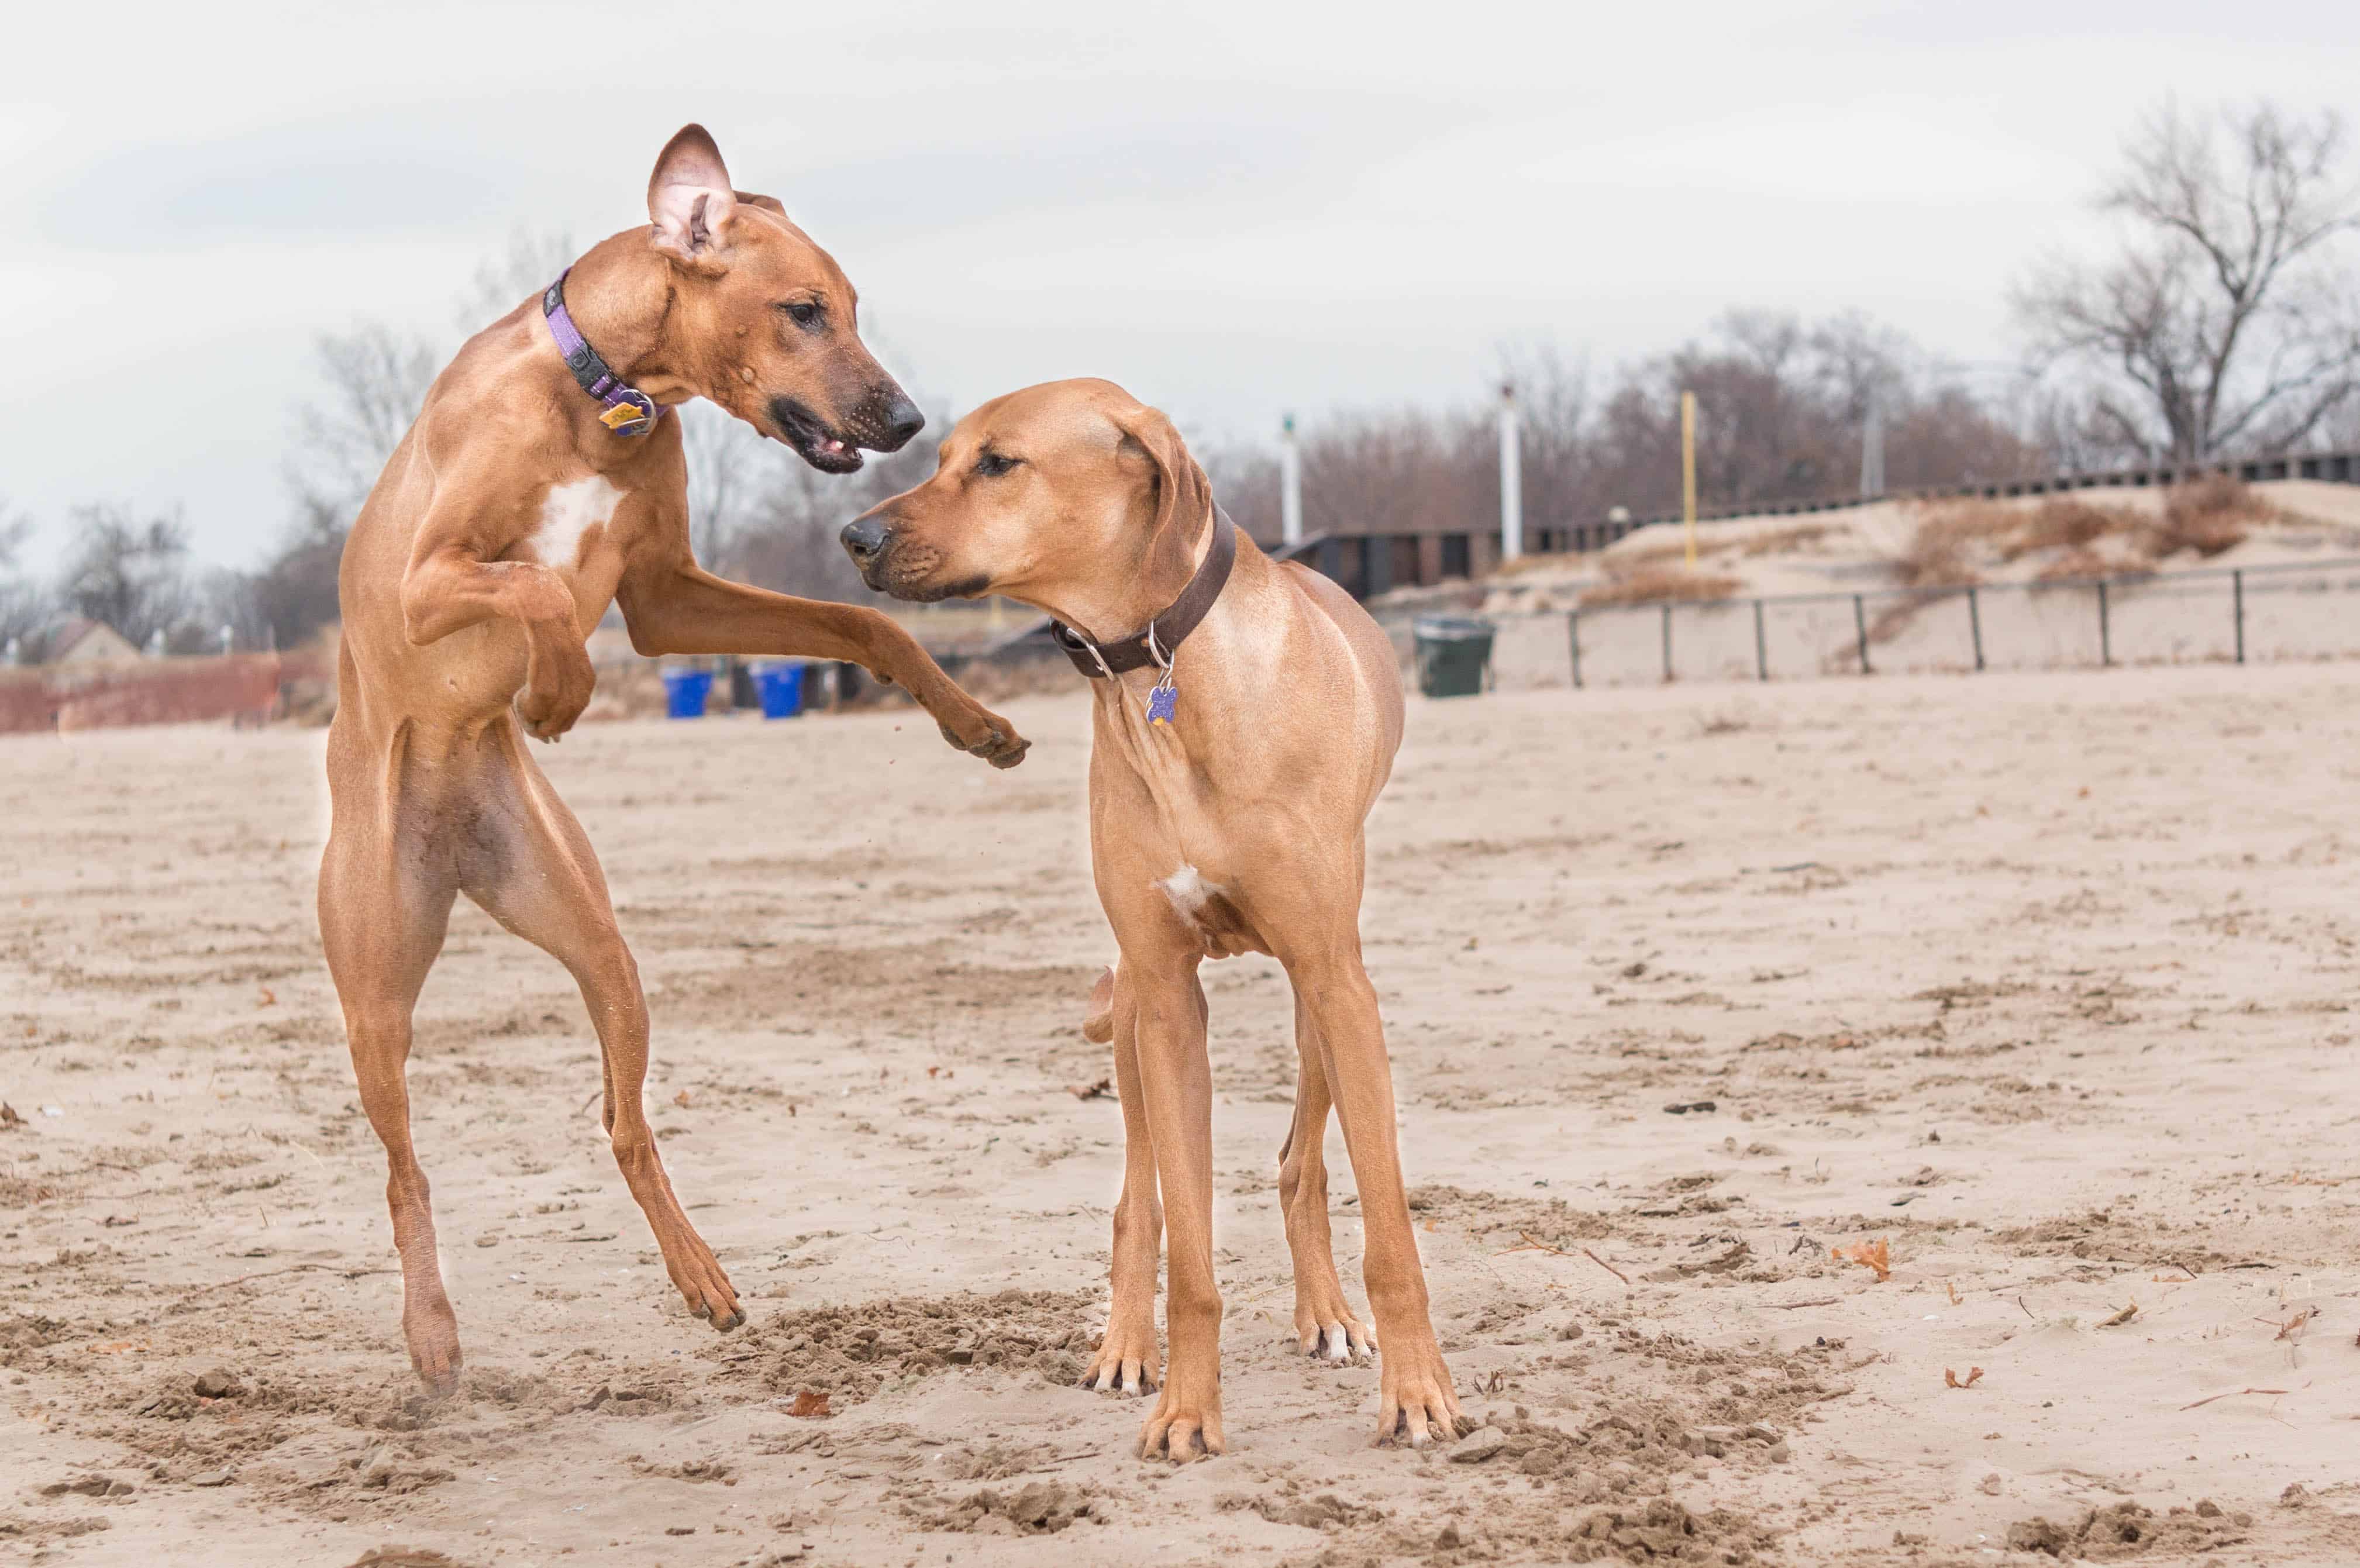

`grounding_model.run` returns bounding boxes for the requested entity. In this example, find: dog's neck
[1027,504,1218,648]
[544,233,701,410]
